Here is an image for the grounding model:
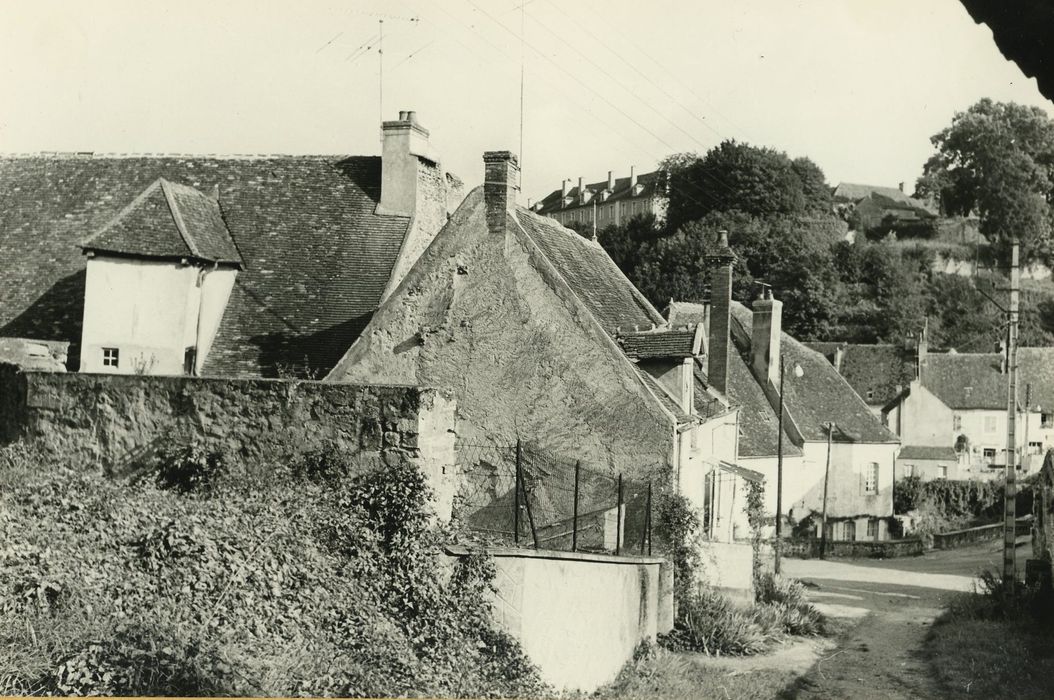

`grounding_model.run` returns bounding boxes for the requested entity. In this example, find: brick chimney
[630,165,637,189]
[562,179,570,199]
[705,230,736,395]
[483,151,520,233]
[750,286,782,389]
[607,170,615,191]
[916,325,928,381]
[378,110,437,216]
